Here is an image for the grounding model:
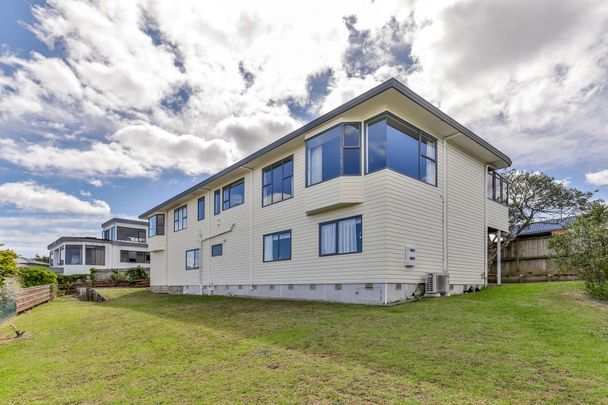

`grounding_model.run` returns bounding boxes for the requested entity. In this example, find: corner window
[214,190,221,215]
[149,214,165,237]
[174,205,187,232]
[65,245,82,265]
[306,123,361,186]
[487,169,509,206]
[198,197,205,221]
[222,179,245,210]
[211,244,223,257]
[366,113,437,186]
[117,226,146,243]
[186,249,200,270]
[59,246,65,266]
[262,156,293,206]
[85,245,105,266]
[263,230,292,262]
[319,216,362,256]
